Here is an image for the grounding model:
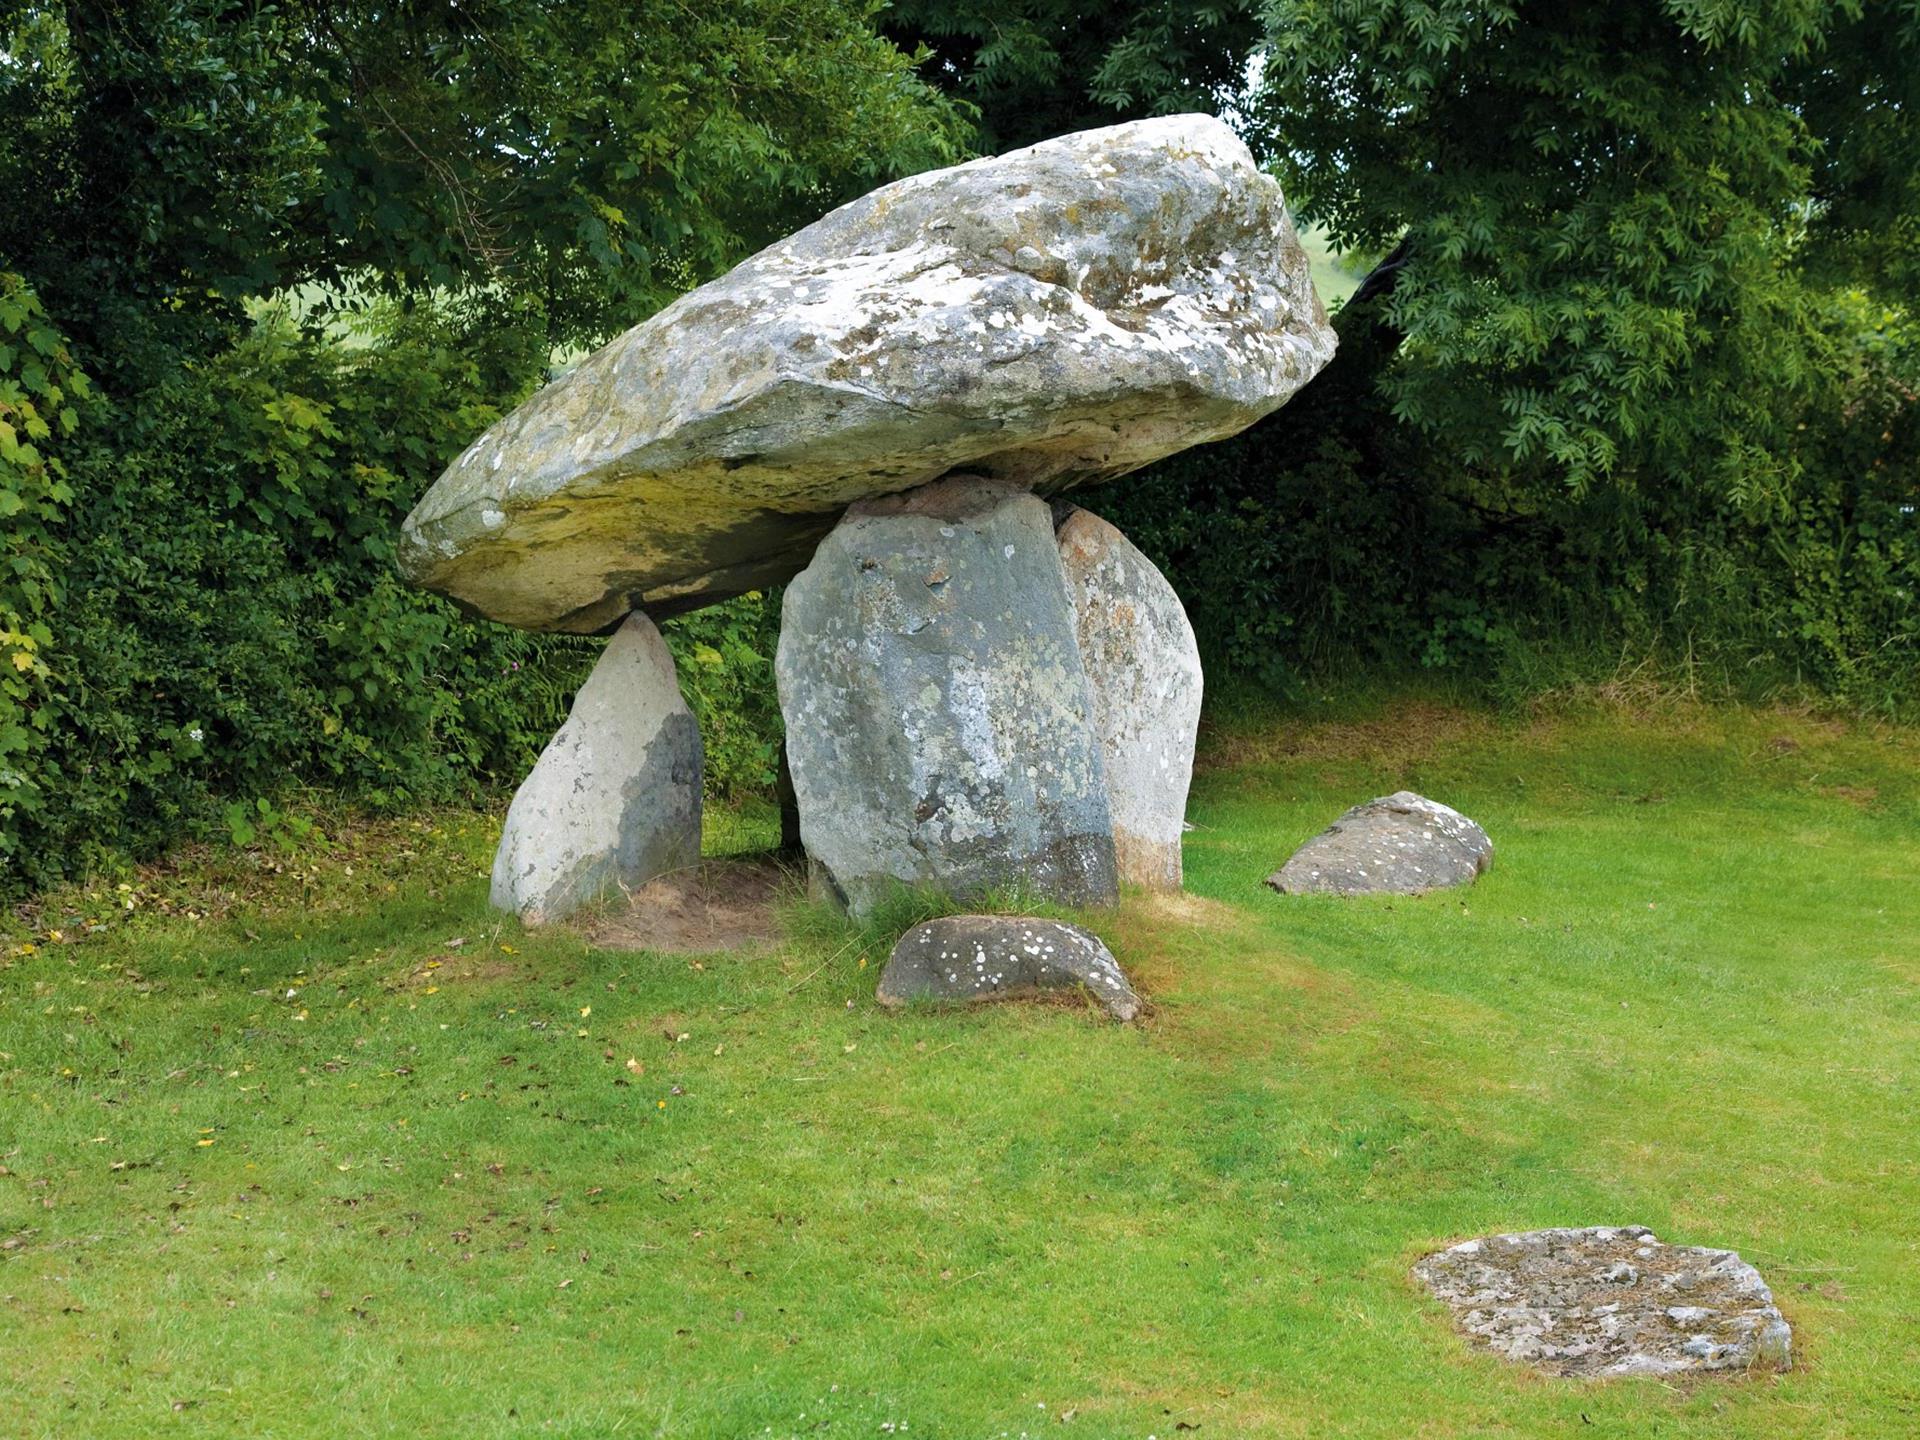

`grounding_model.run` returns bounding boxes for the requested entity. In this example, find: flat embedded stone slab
[398,114,1335,632]
[878,916,1140,1020]
[1413,1226,1793,1378]
[1267,791,1491,896]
